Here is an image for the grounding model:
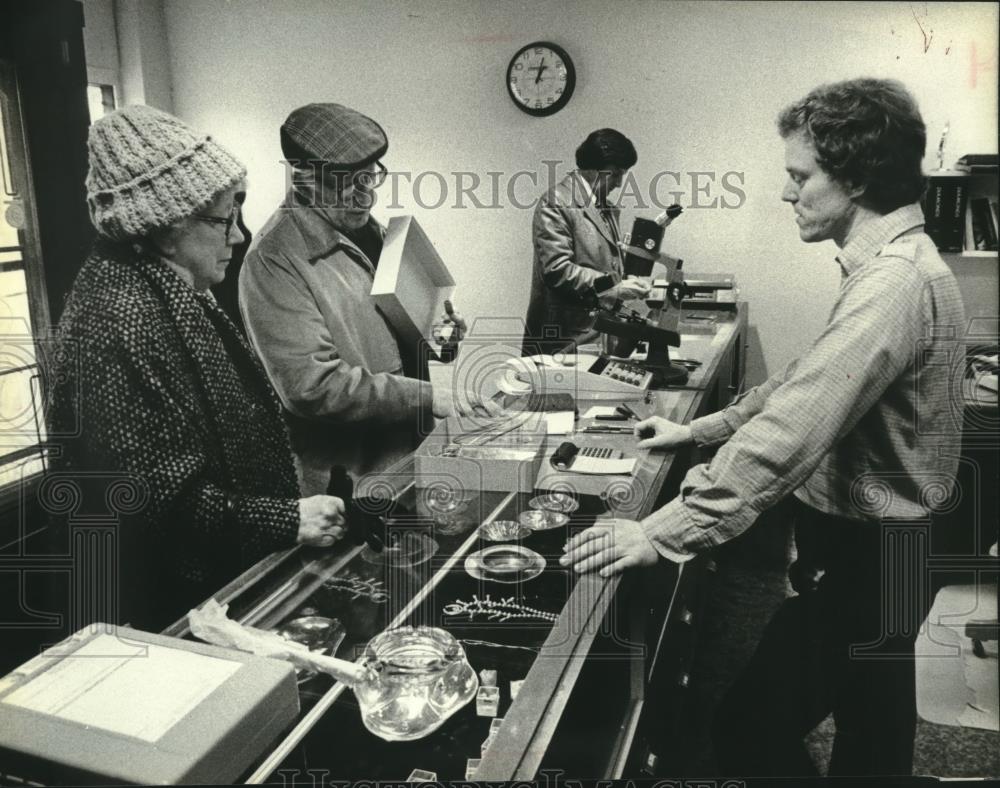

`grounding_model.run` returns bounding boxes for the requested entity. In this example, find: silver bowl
[518,509,570,531]
[528,493,579,514]
[478,520,532,541]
